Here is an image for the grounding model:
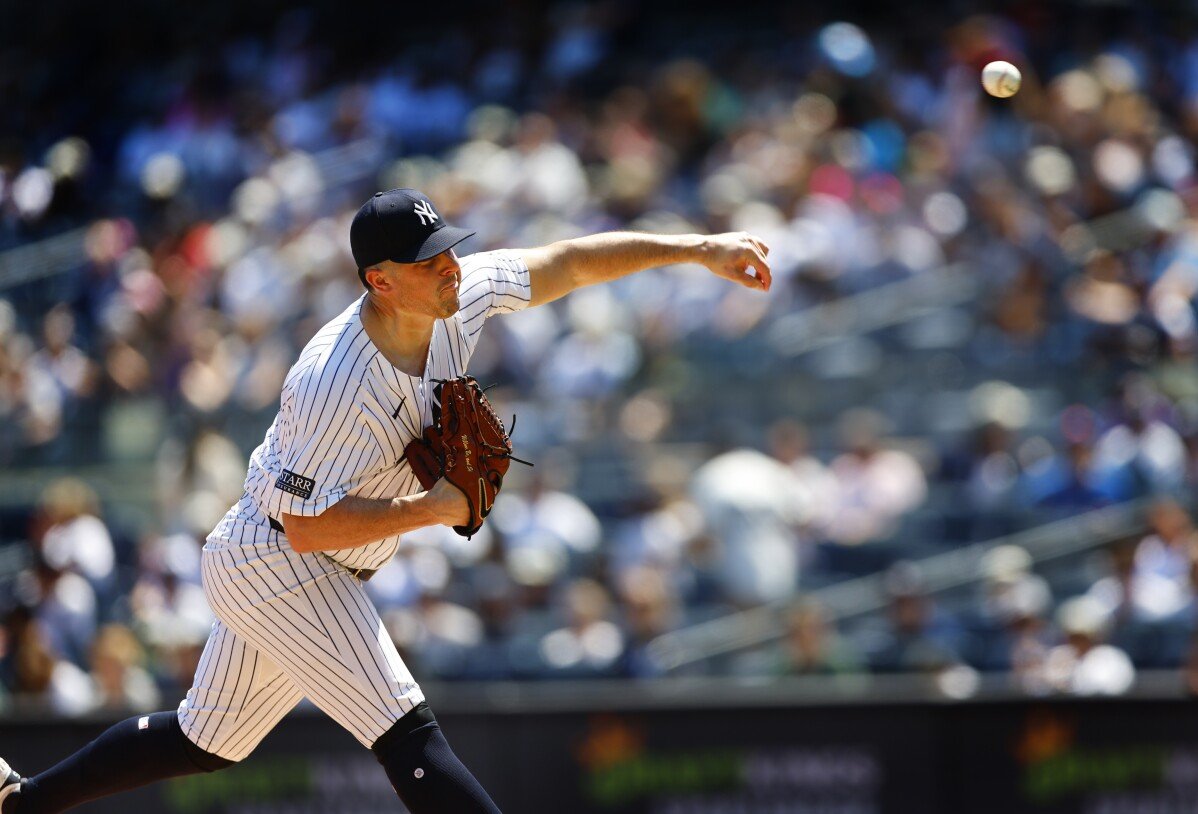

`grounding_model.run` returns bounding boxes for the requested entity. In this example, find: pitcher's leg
[5,712,232,814]
[204,547,502,810]
[202,546,425,747]
[372,702,501,814]
[4,713,232,814]
[1,619,305,814]
[177,620,305,762]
